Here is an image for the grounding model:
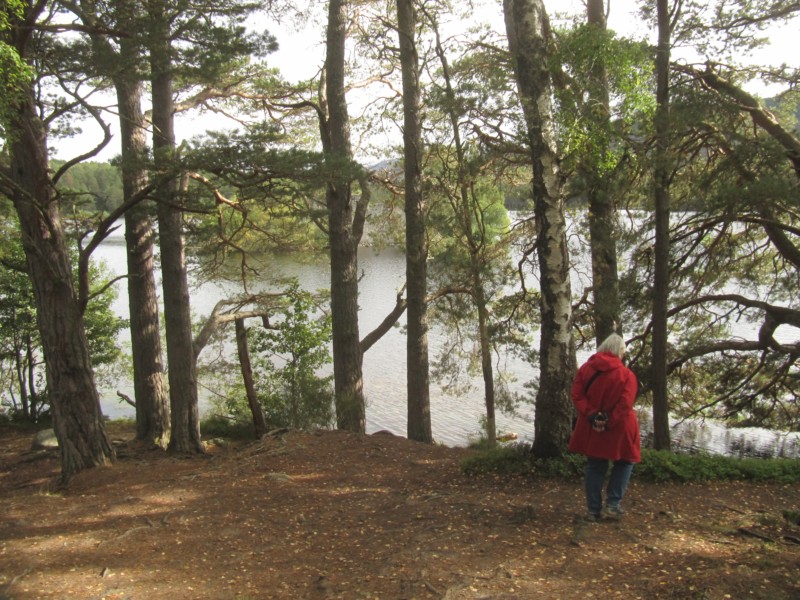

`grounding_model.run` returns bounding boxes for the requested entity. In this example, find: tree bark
[148,0,204,453]
[504,0,575,458]
[652,0,672,450]
[324,0,366,433]
[430,12,499,447]
[5,6,114,481]
[473,270,497,447]
[397,0,432,443]
[108,2,170,447]
[235,318,267,437]
[14,342,30,420]
[585,0,620,343]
